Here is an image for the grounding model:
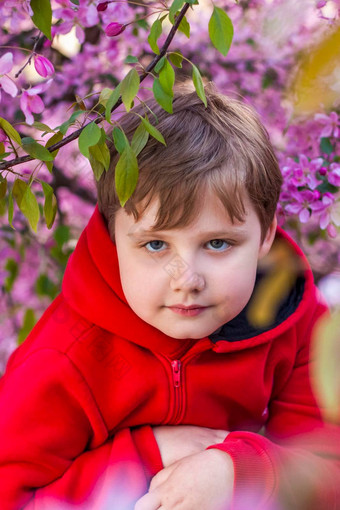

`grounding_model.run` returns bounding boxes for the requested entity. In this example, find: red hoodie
[0,206,339,510]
